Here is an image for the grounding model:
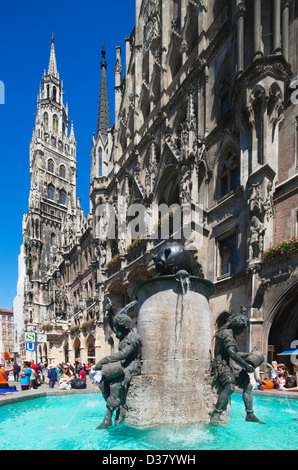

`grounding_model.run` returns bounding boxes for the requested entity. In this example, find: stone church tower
[22,34,80,330]
[90,45,111,211]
